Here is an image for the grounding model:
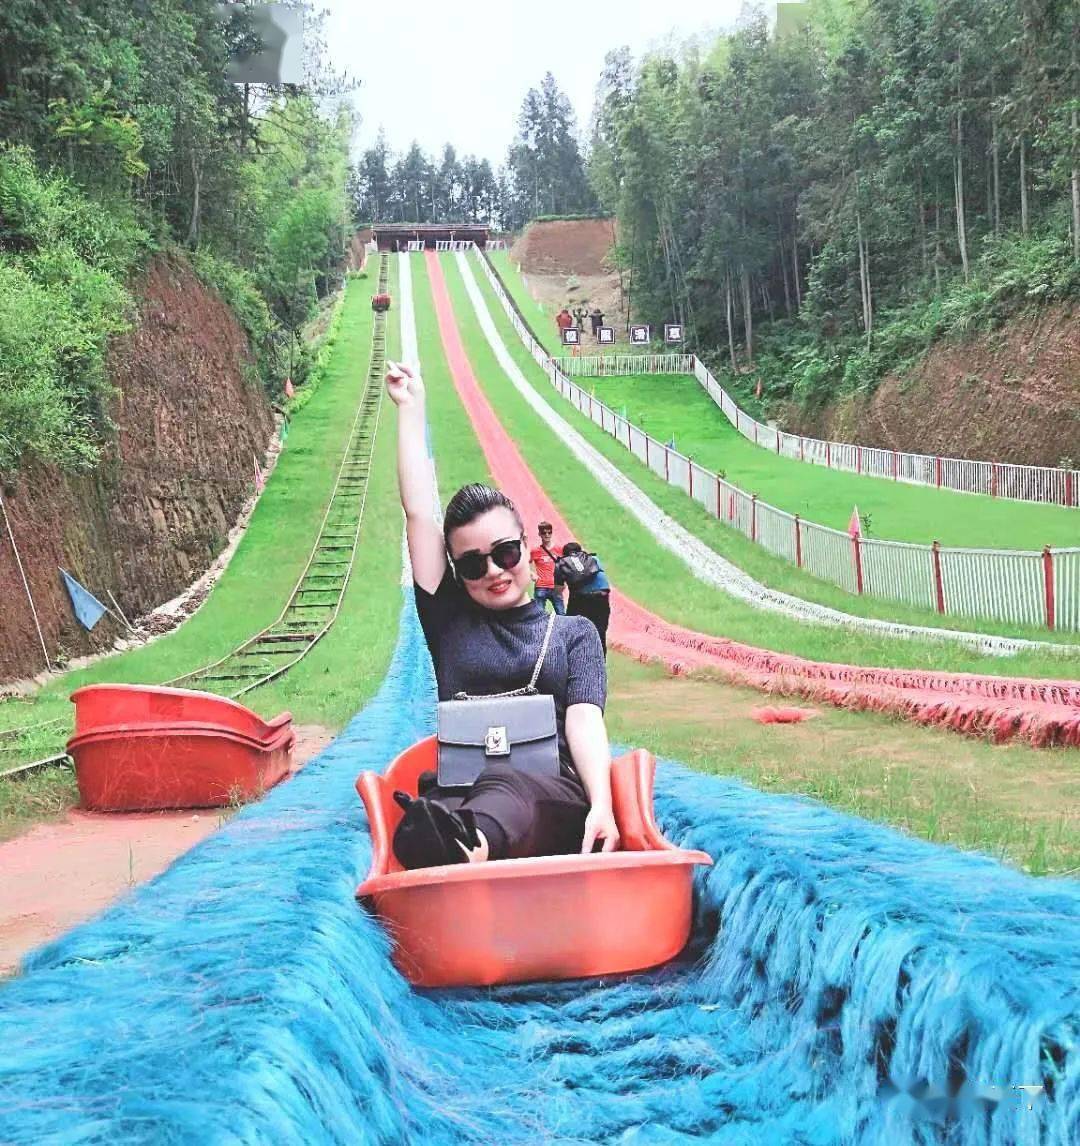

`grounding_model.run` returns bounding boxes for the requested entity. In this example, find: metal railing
[552,353,694,377]
[474,247,1079,633]
[689,358,1079,508]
